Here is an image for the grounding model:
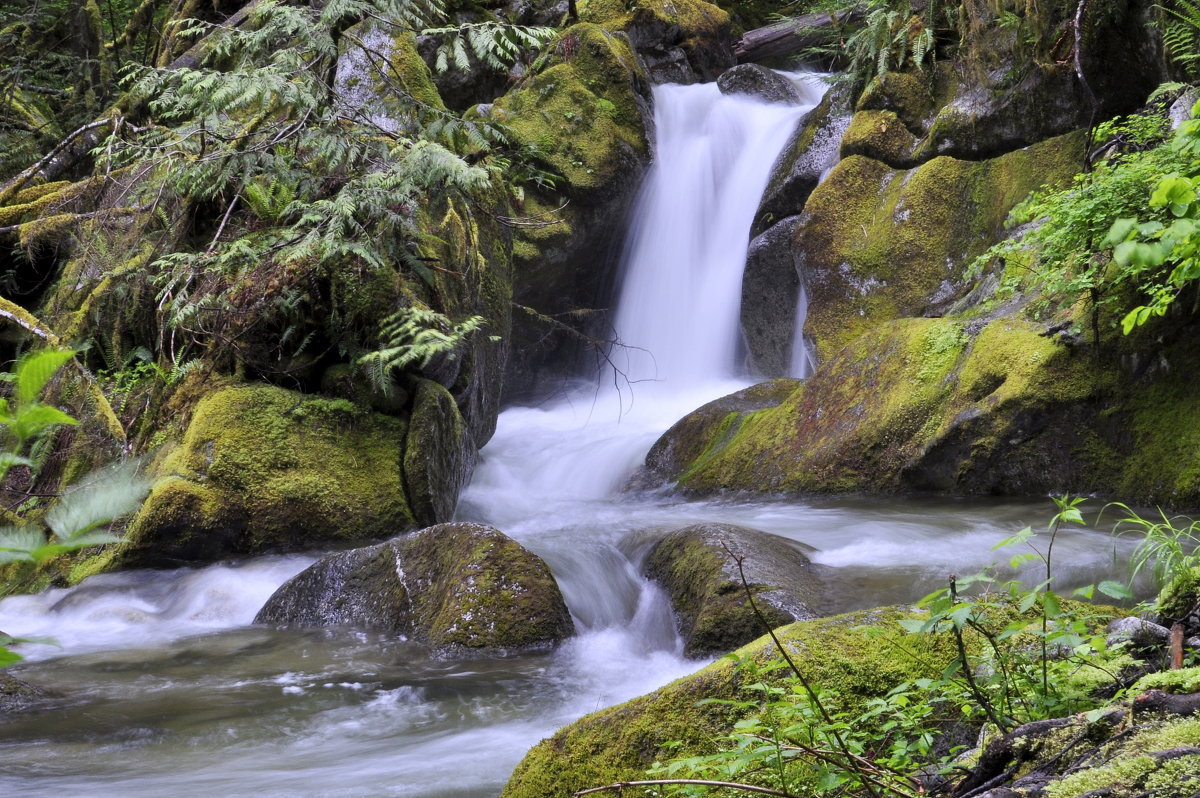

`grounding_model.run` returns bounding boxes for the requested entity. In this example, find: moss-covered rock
[255,522,574,652]
[650,315,1100,496]
[500,606,957,797]
[579,0,732,83]
[798,131,1086,361]
[403,378,475,526]
[114,384,416,567]
[840,109,921,168]
[336,20,446,124]
[635,378,799,488]
[645,522,819,657]
[490,23,653,395]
